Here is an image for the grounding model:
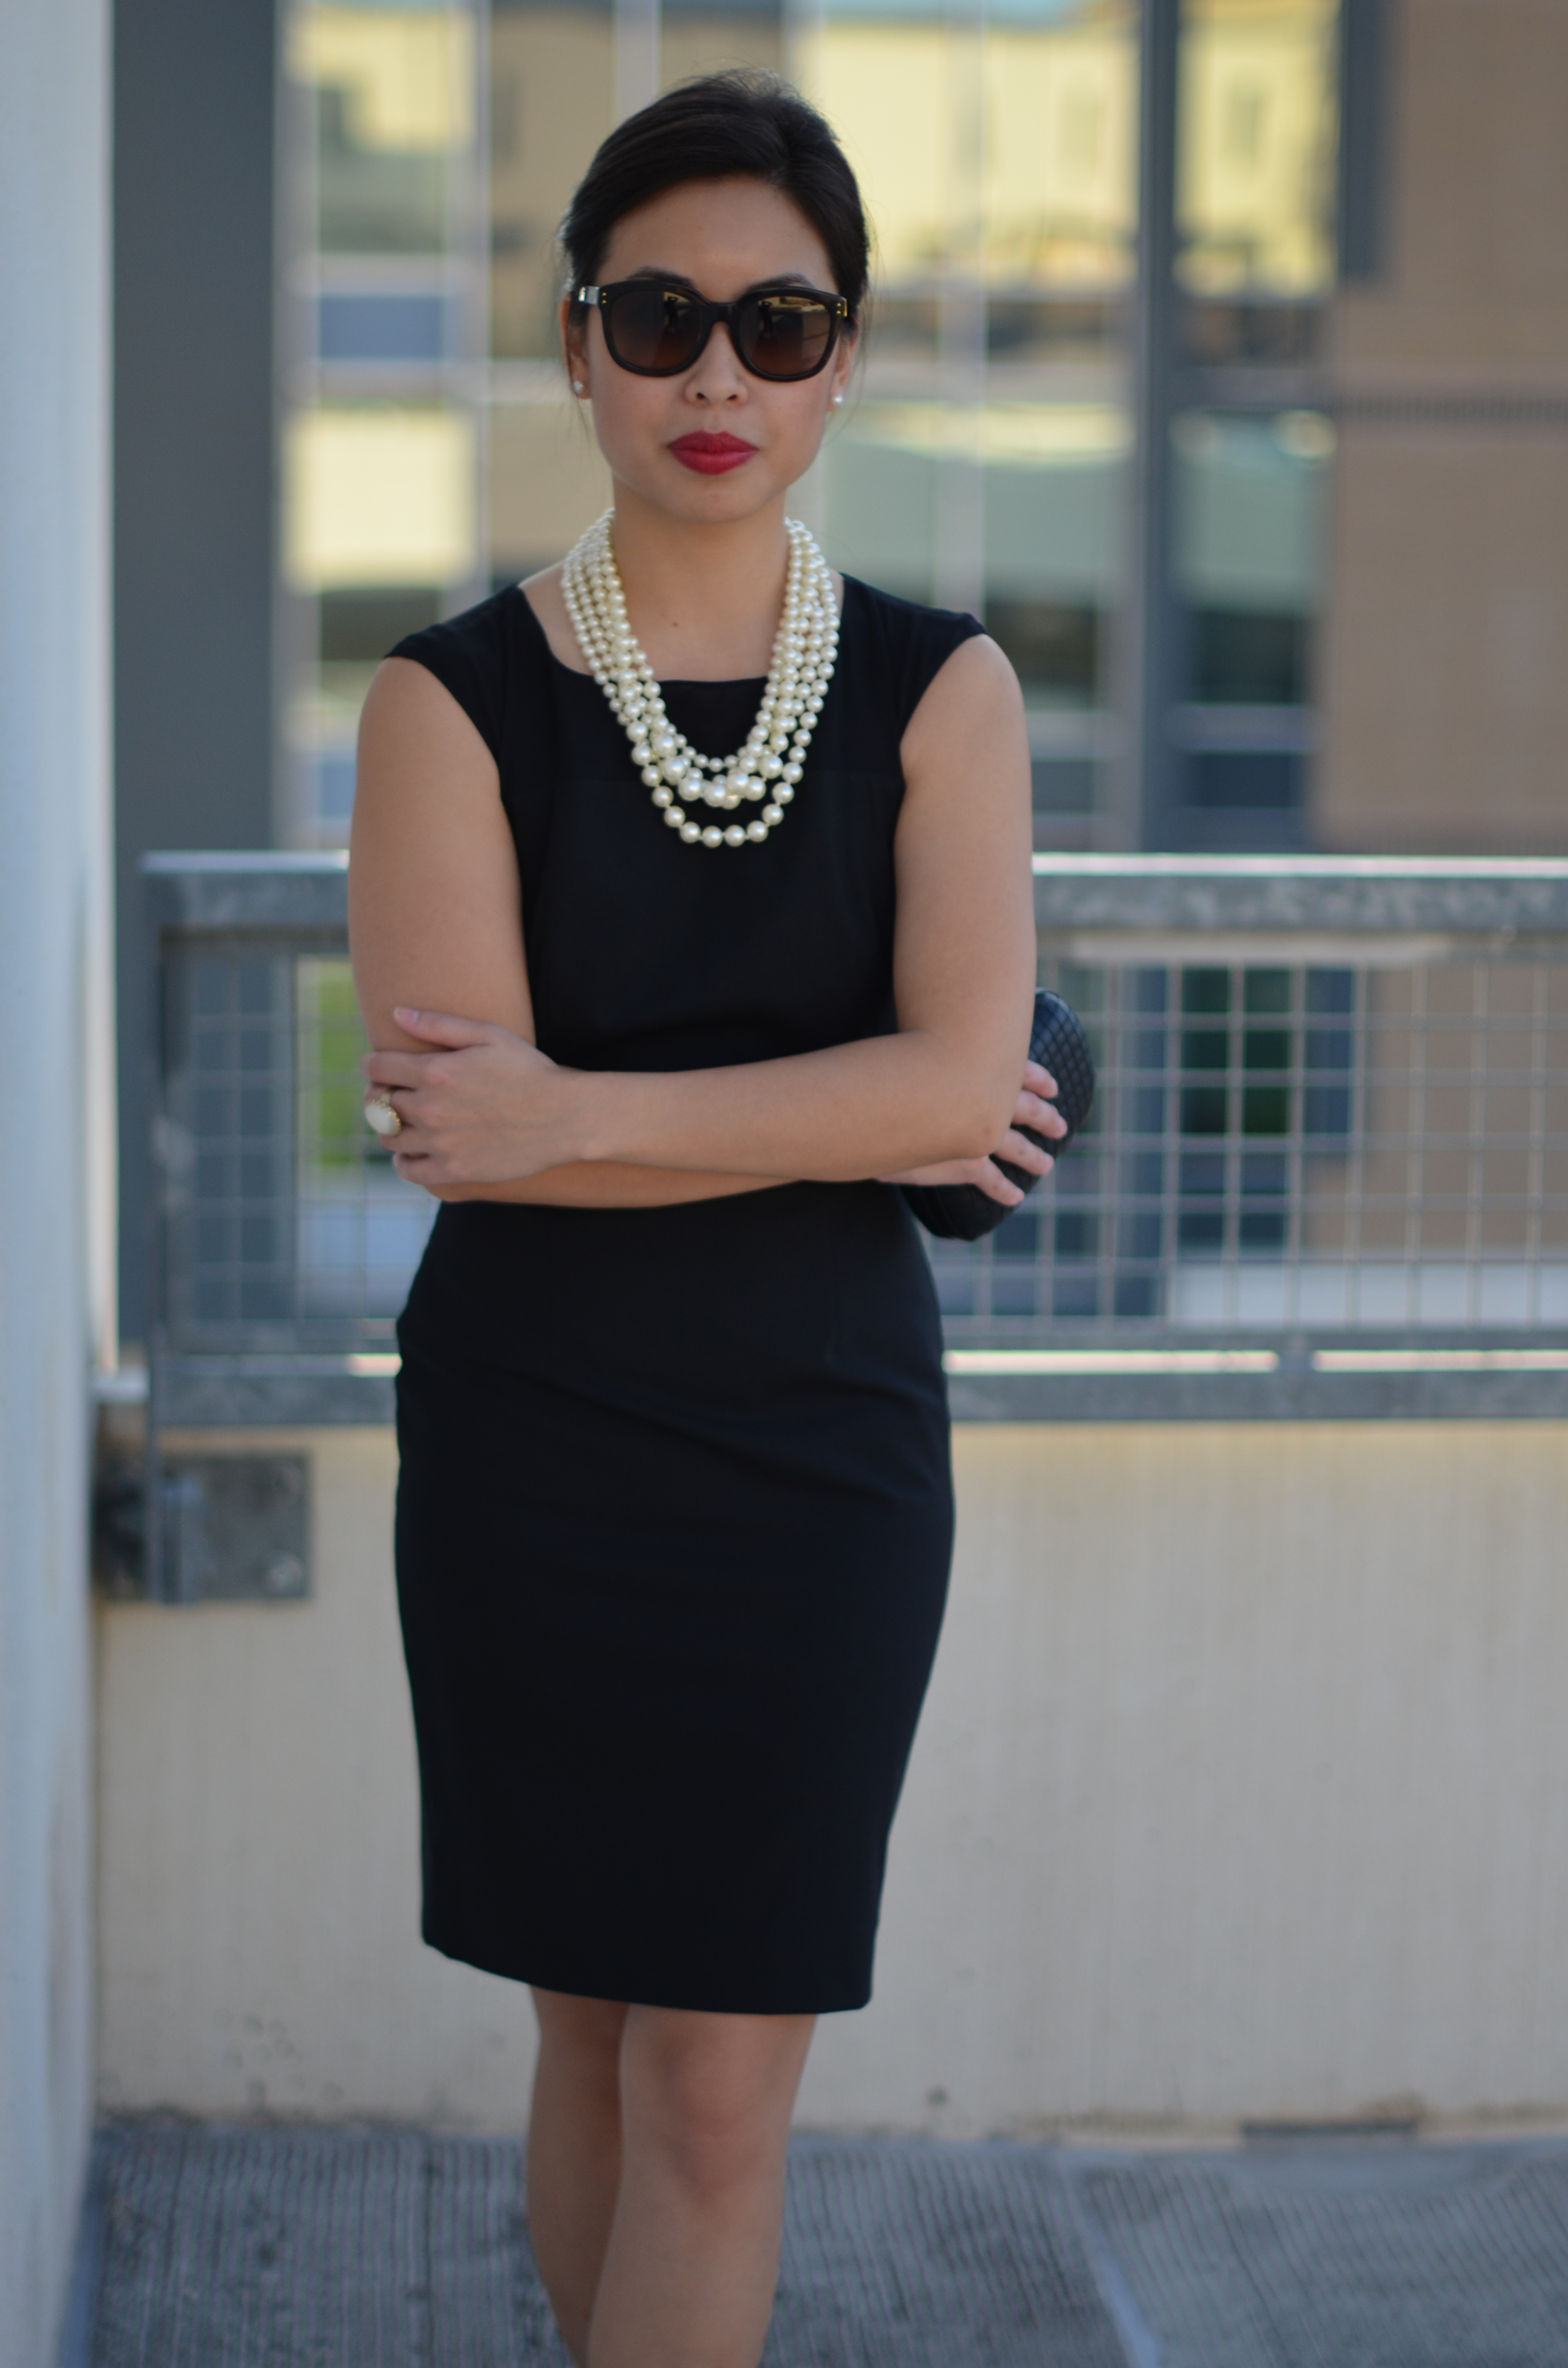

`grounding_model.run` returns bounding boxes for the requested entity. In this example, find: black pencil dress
[389,575,981,2014]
